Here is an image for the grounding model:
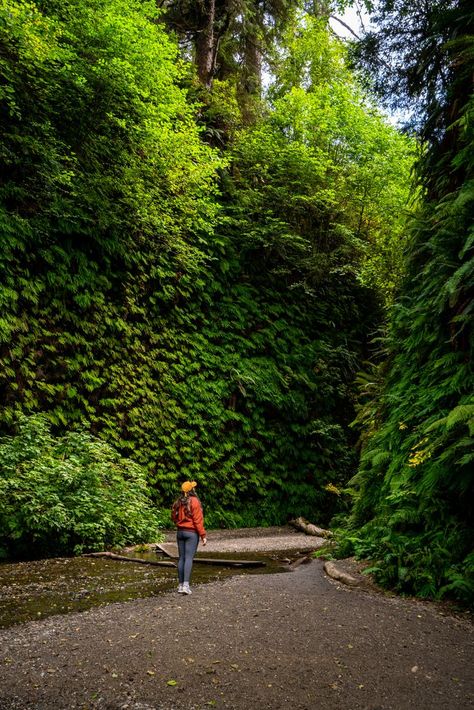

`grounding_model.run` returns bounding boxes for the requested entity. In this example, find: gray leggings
[177,529,199,584]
